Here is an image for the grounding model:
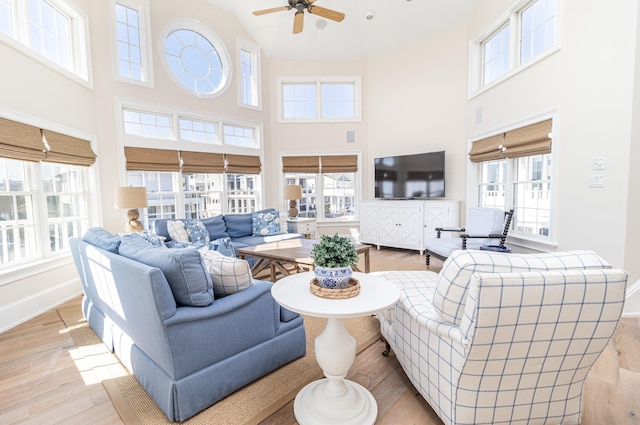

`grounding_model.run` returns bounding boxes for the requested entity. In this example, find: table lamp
[114,186,148,233]
[284,184,303,218]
